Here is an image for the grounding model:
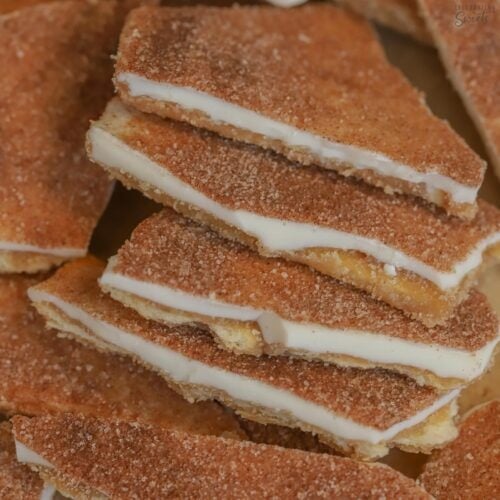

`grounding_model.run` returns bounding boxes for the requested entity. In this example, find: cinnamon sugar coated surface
[336,0,430,42]
[419,0,500,173]
[419,0,499,116]
[0,272,242,438]
[0,422,44,500]
[13,414,432,499]
[0,1,117,253]
[110,209,497,350]
[99,100,500,272]
[419,400,500,498]
[36,257,445,431]
[115,4,484,188]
